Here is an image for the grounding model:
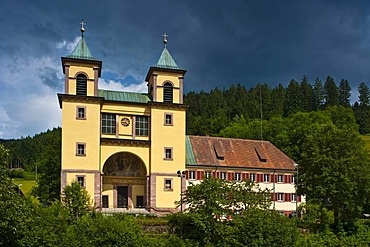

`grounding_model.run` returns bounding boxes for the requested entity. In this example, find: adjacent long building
[58,26,302,216]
